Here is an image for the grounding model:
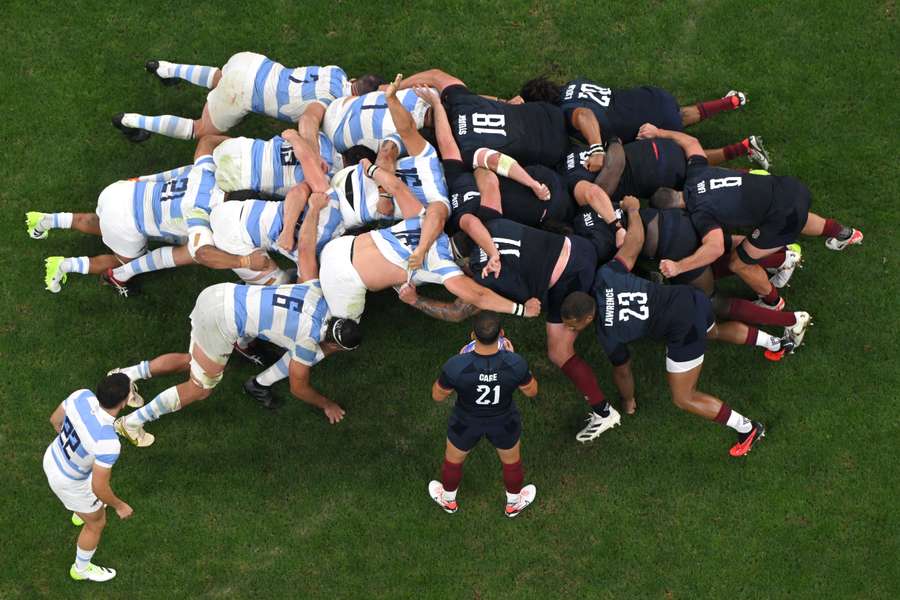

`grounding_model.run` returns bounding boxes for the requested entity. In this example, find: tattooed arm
[397,284,480,323]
